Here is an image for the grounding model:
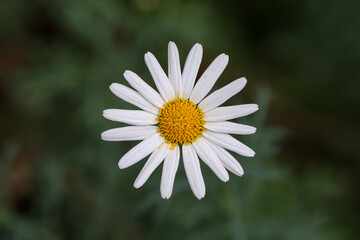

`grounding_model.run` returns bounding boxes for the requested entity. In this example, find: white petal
[118,133,164,169]
[103,109,157,125]
[207,140,244,176]
[182,144,206,200]
[203,130,255,157]
[199,77,247,112]
[204,104,259,122]
[204,121,256,135]
[109,83,159,115]
[192,138,229,182]
[101,126,158,141]
[123,70,165,108]
[160,145,180,199]
[182,43,203,99]
[145,52,175,102]
[134,143,170,189]
[190,53,229,104]
[168,41,182,97]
